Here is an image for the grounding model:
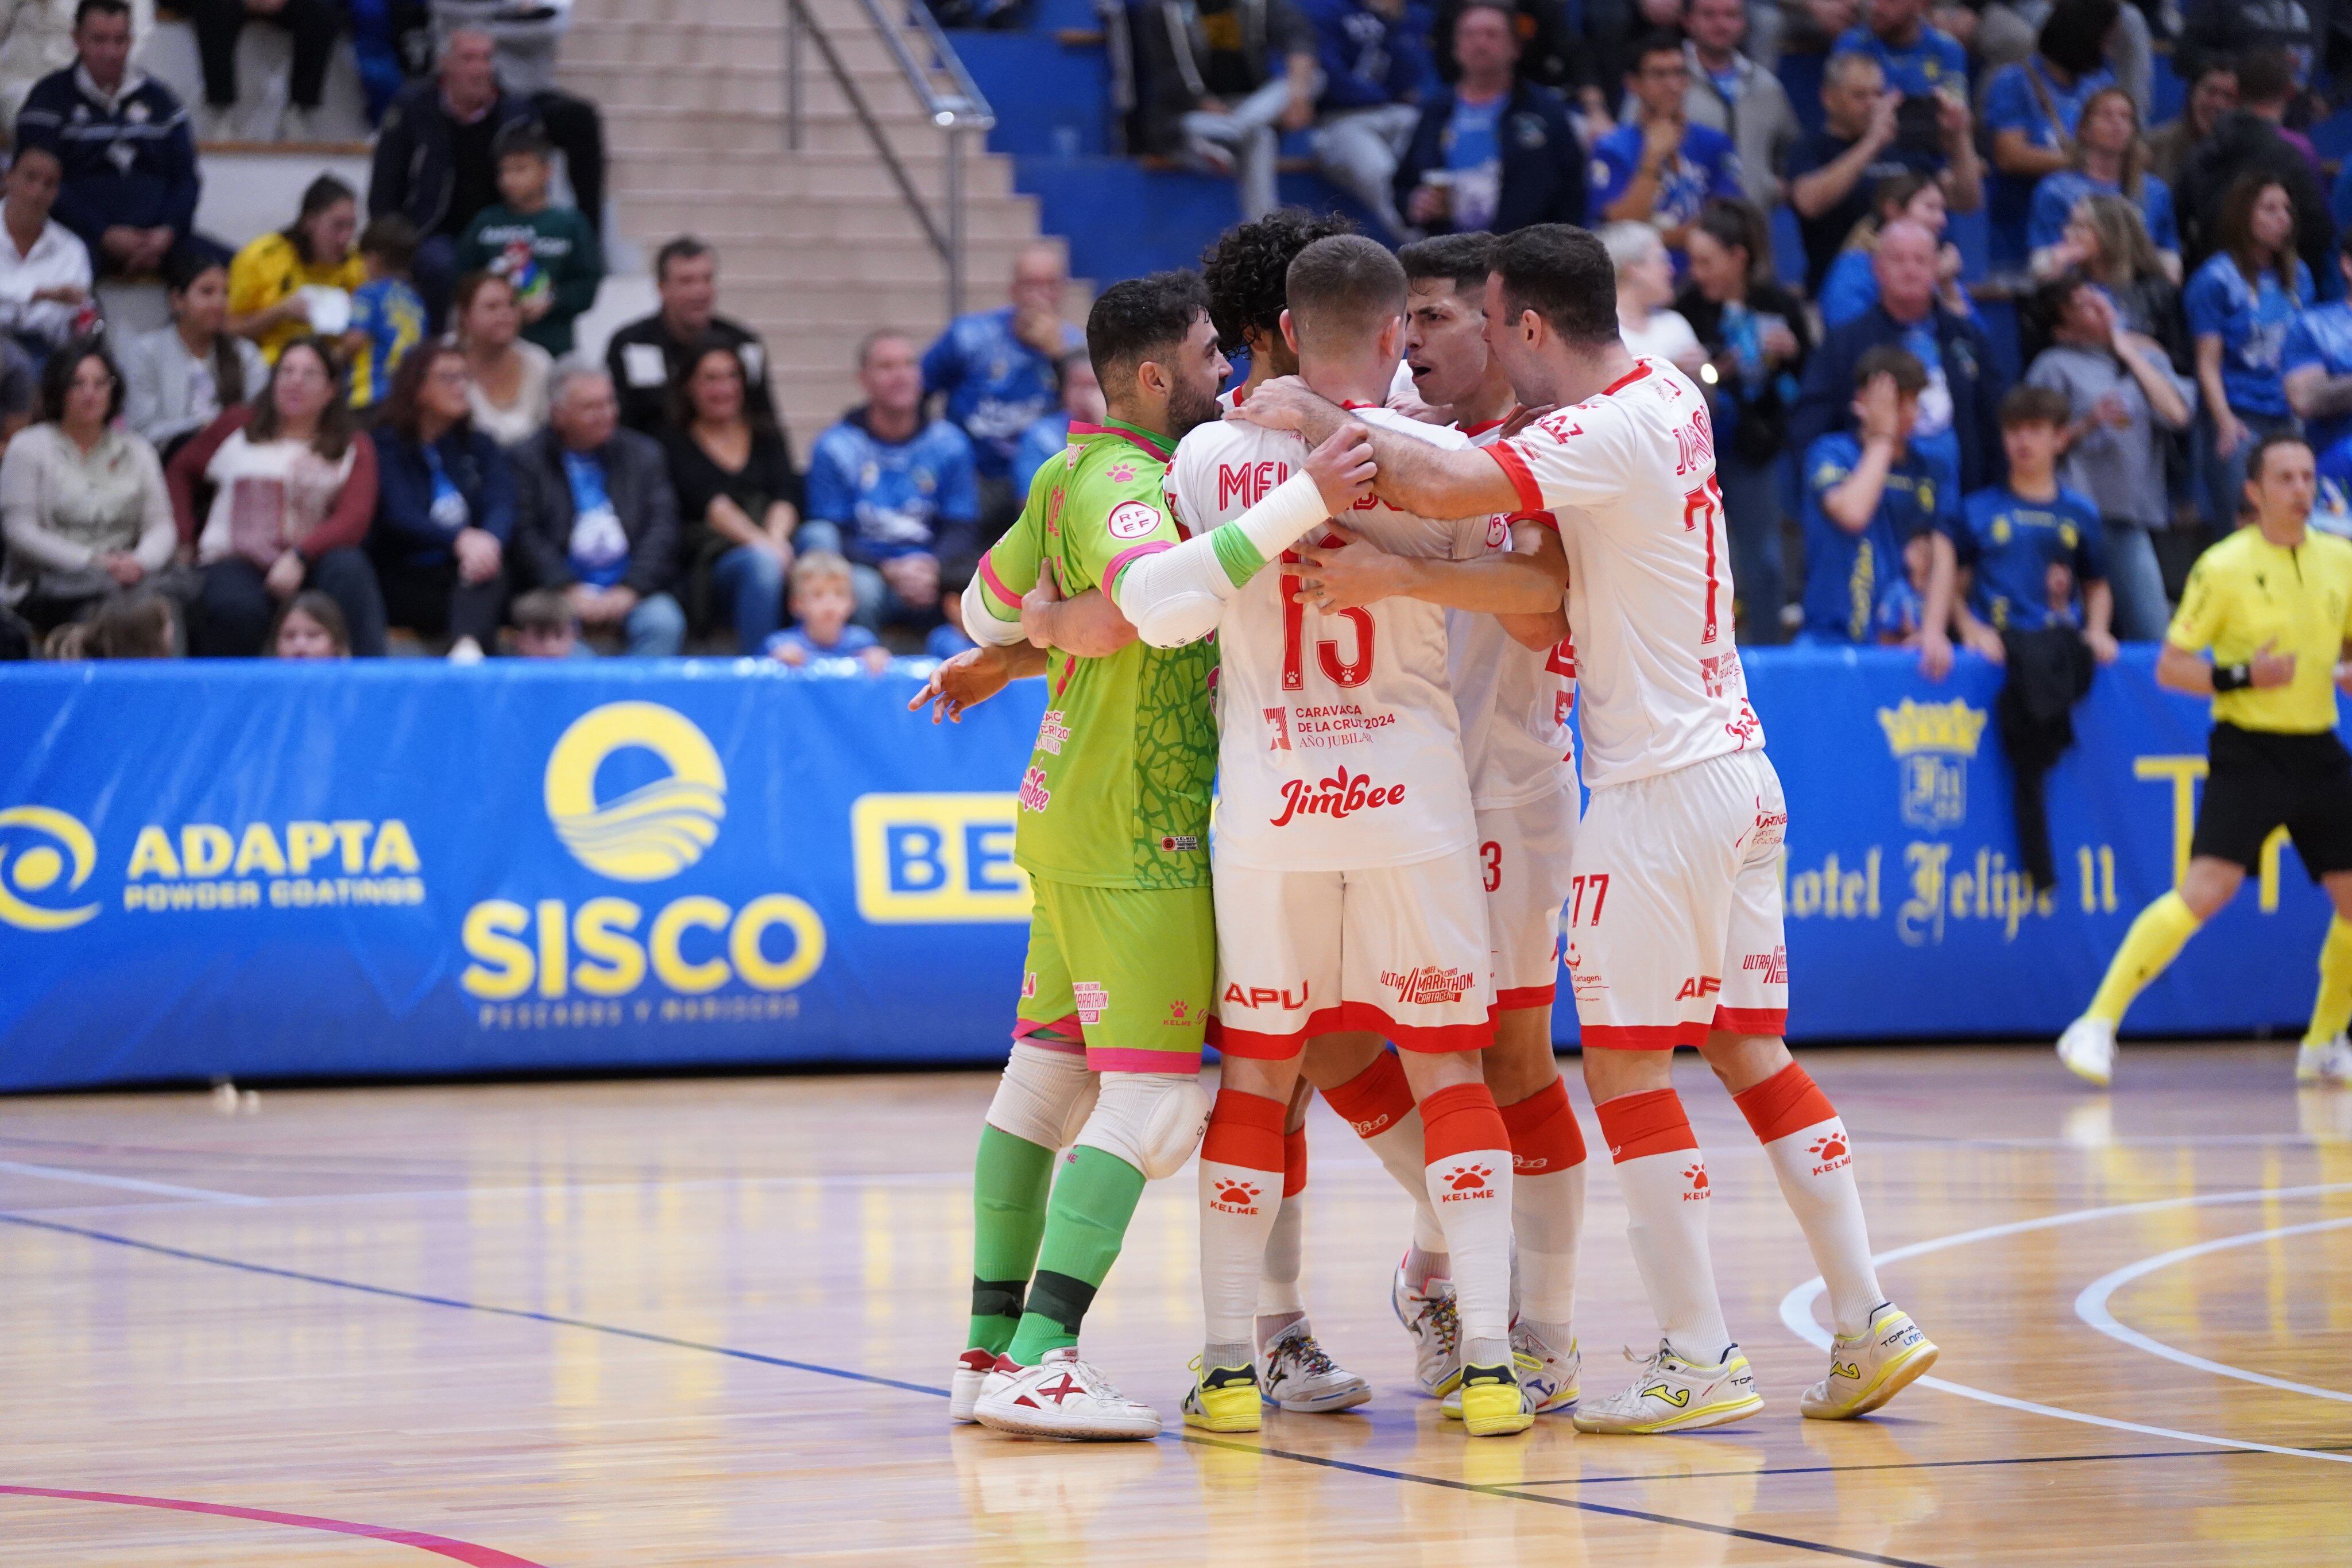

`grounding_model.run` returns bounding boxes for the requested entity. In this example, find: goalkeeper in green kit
[912,270,1374,1439]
